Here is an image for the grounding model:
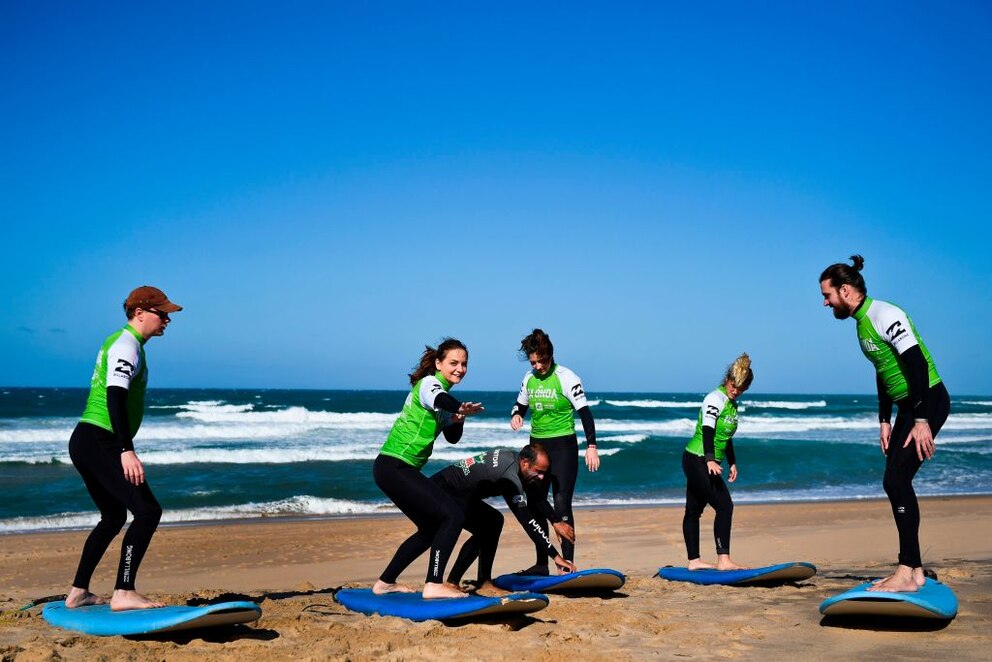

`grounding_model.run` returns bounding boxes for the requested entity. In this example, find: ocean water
[1,387,990,534]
